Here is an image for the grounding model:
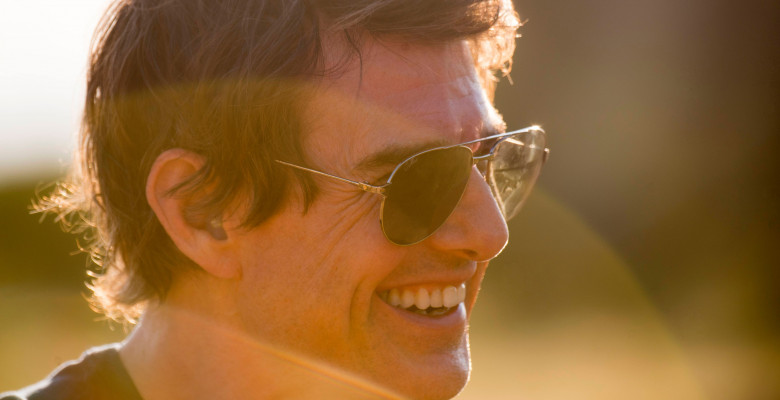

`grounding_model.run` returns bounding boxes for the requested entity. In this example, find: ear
[146,148,240,279]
